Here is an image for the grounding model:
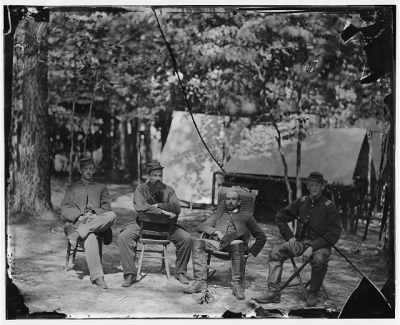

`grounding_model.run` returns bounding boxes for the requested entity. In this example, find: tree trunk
[68,98,76,183]
[83,73,97,156]
[144,121,152,165]
[296,118,302,199]
[4,22,14,192]
[137,119,142,184]
[119,117,128,172]
[102,111,113,172]
[9,16,53,216]
[5,7,23,212]
[127,118,138,181]
[272,121,292,204]
[111,116,119,171]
